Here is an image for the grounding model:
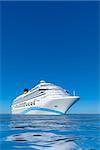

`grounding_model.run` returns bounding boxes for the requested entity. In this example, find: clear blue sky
[0,1,99,114]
